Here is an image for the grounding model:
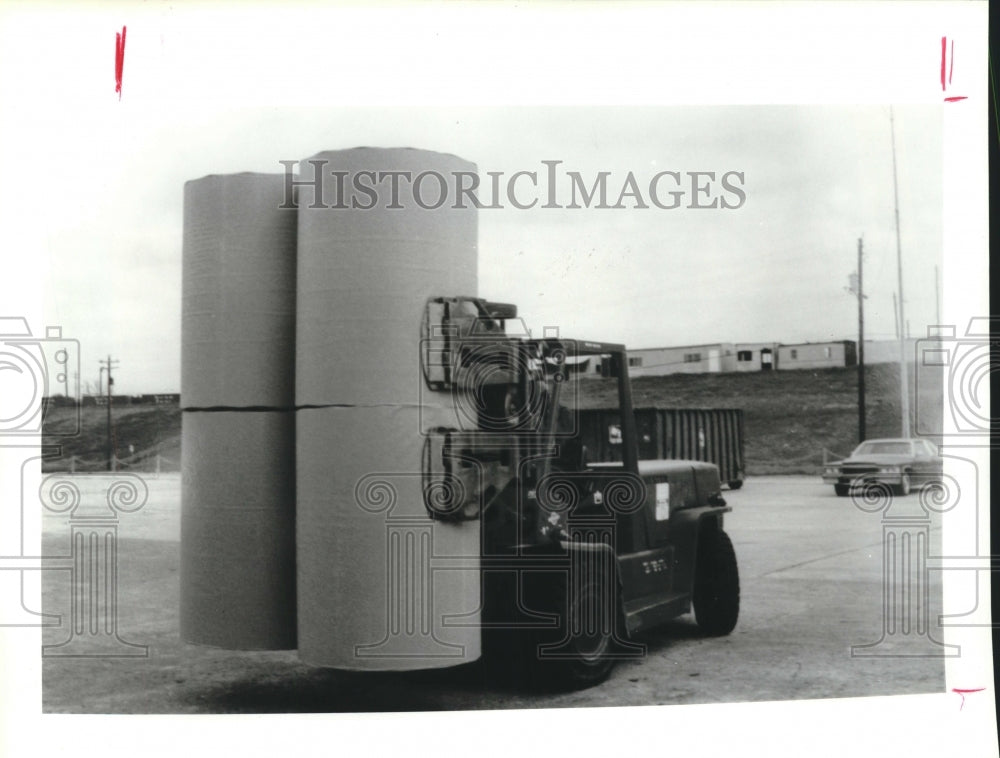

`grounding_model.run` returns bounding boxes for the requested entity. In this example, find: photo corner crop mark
[115,25,126,101]
[941,36,967,102]
[952,687,986,711]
